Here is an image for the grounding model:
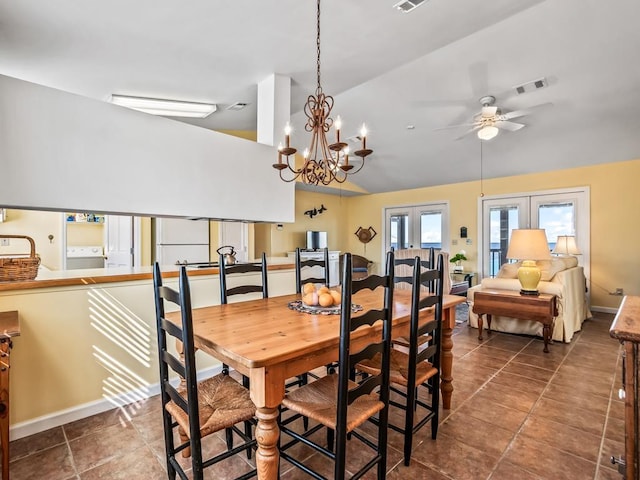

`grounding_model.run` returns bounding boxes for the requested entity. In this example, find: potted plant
[450,250,467,272]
